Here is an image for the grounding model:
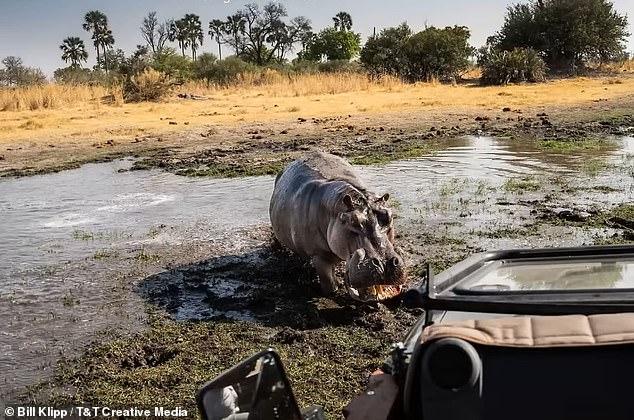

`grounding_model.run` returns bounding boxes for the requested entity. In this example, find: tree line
[0,0,630,88]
